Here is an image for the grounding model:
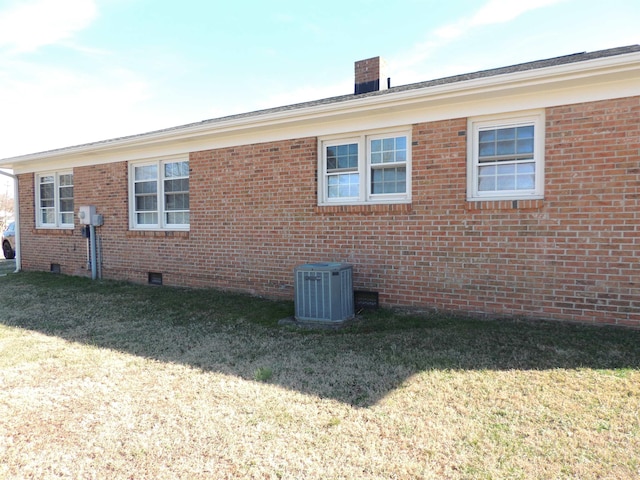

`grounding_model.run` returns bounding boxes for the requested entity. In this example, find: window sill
[465,199,544,212]
[34,227,75,235]
[127,230,190,239]
[315,203,412,215]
